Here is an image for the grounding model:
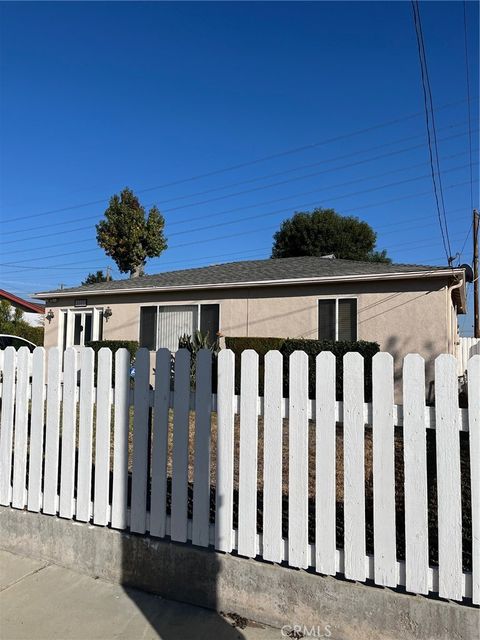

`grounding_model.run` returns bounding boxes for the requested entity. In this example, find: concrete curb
[0,507,478,640]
